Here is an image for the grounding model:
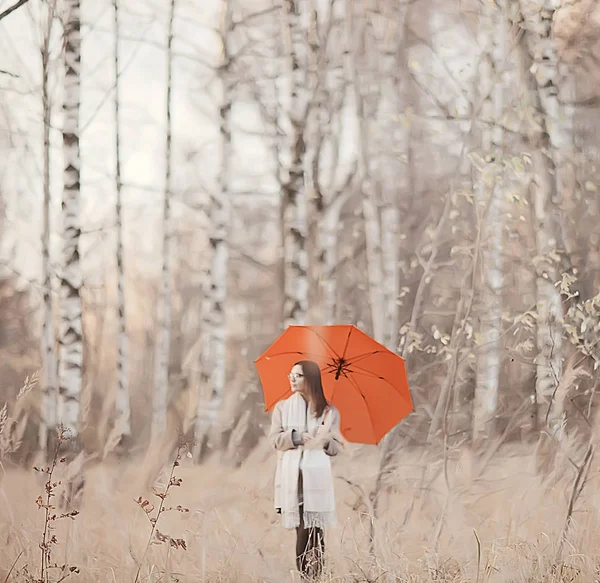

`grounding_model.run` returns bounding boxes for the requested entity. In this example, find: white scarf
[274,392,337,529]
